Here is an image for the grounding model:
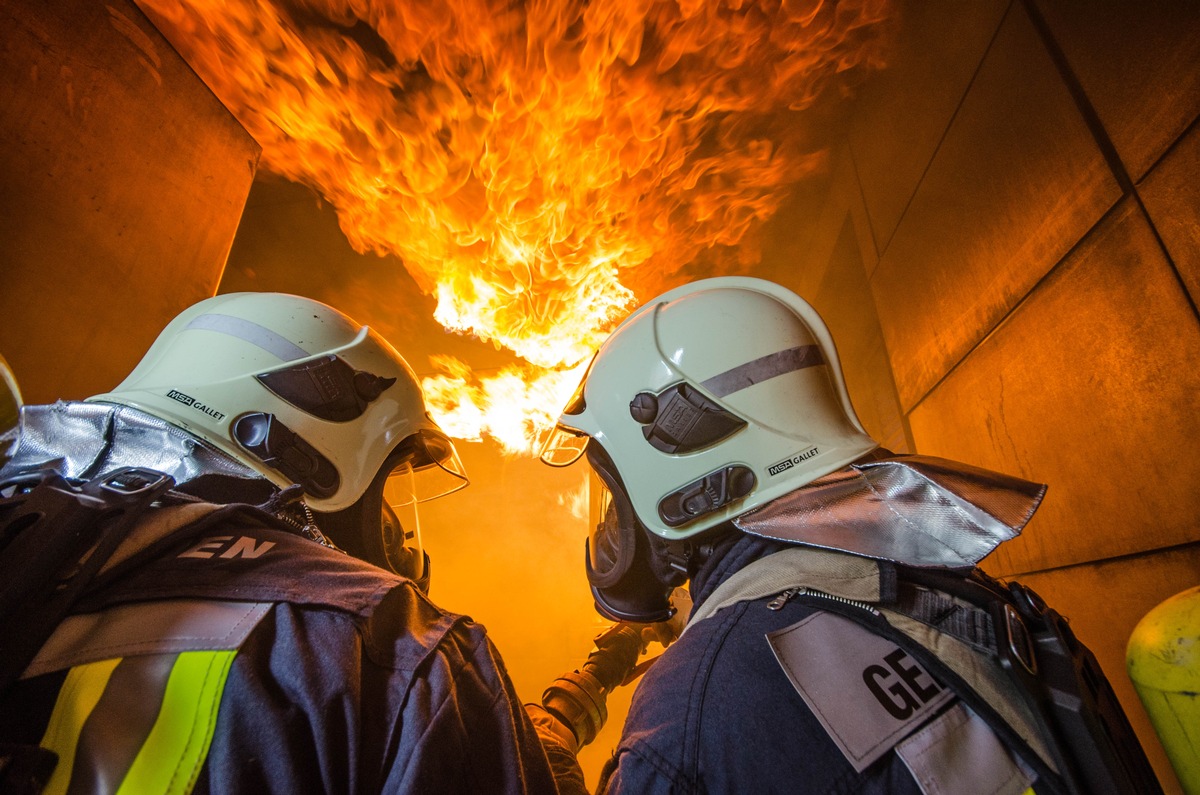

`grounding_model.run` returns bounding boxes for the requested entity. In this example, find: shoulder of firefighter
[594,543,1164,795]
[0,462,561,795]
